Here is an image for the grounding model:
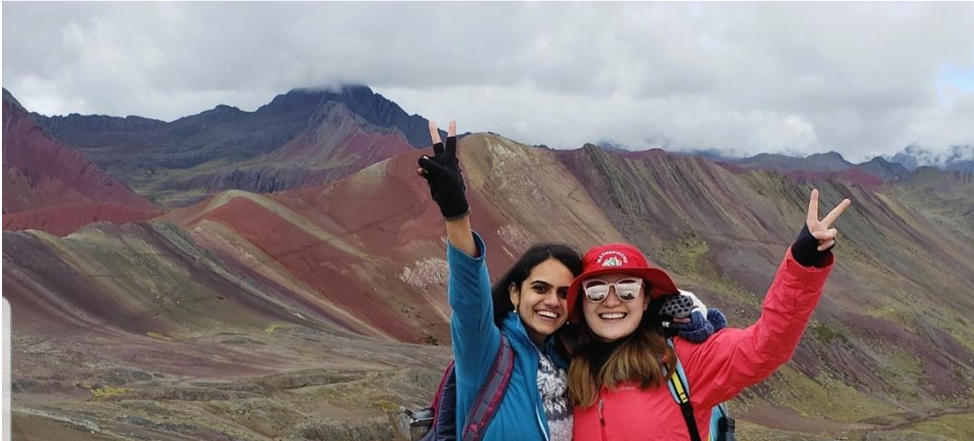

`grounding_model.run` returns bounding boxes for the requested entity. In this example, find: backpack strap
[421,360,458,441]
[461,333,515,441]
[666,337,703,441]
